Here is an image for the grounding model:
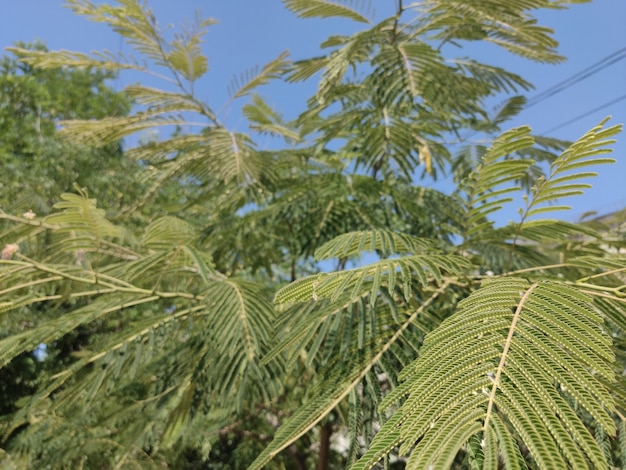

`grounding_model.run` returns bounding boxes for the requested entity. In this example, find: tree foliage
[0,42,140,214]
[1,0,625,469]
